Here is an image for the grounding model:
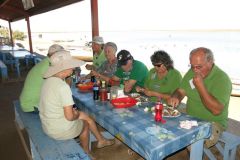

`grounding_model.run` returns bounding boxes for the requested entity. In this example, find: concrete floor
[0,64,239,160]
